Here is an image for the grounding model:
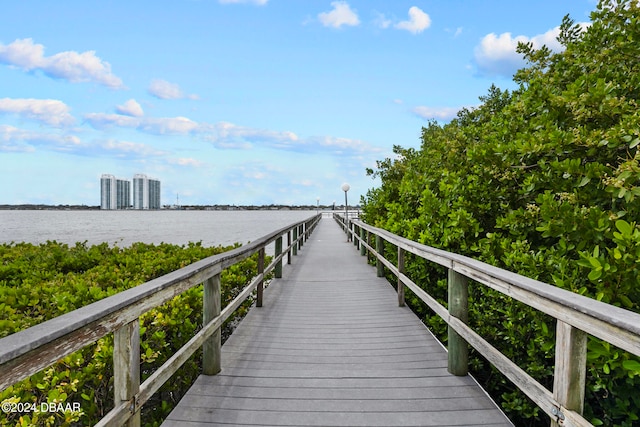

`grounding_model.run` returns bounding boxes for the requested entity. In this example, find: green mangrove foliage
[362,1,640,425]
[0,240,265,426]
